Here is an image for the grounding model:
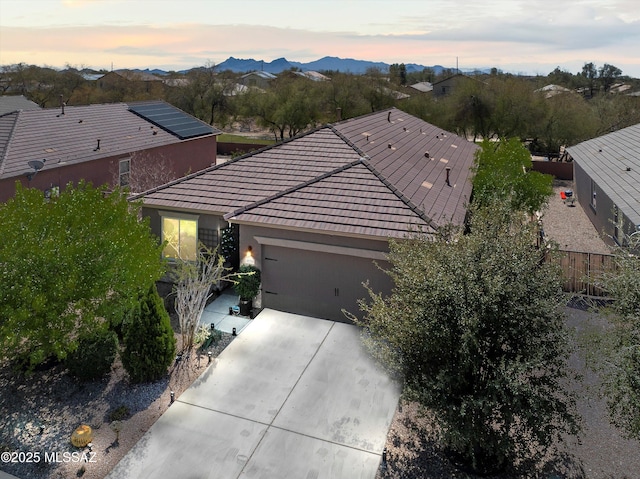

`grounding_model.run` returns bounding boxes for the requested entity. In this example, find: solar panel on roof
[128,102,214,140]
